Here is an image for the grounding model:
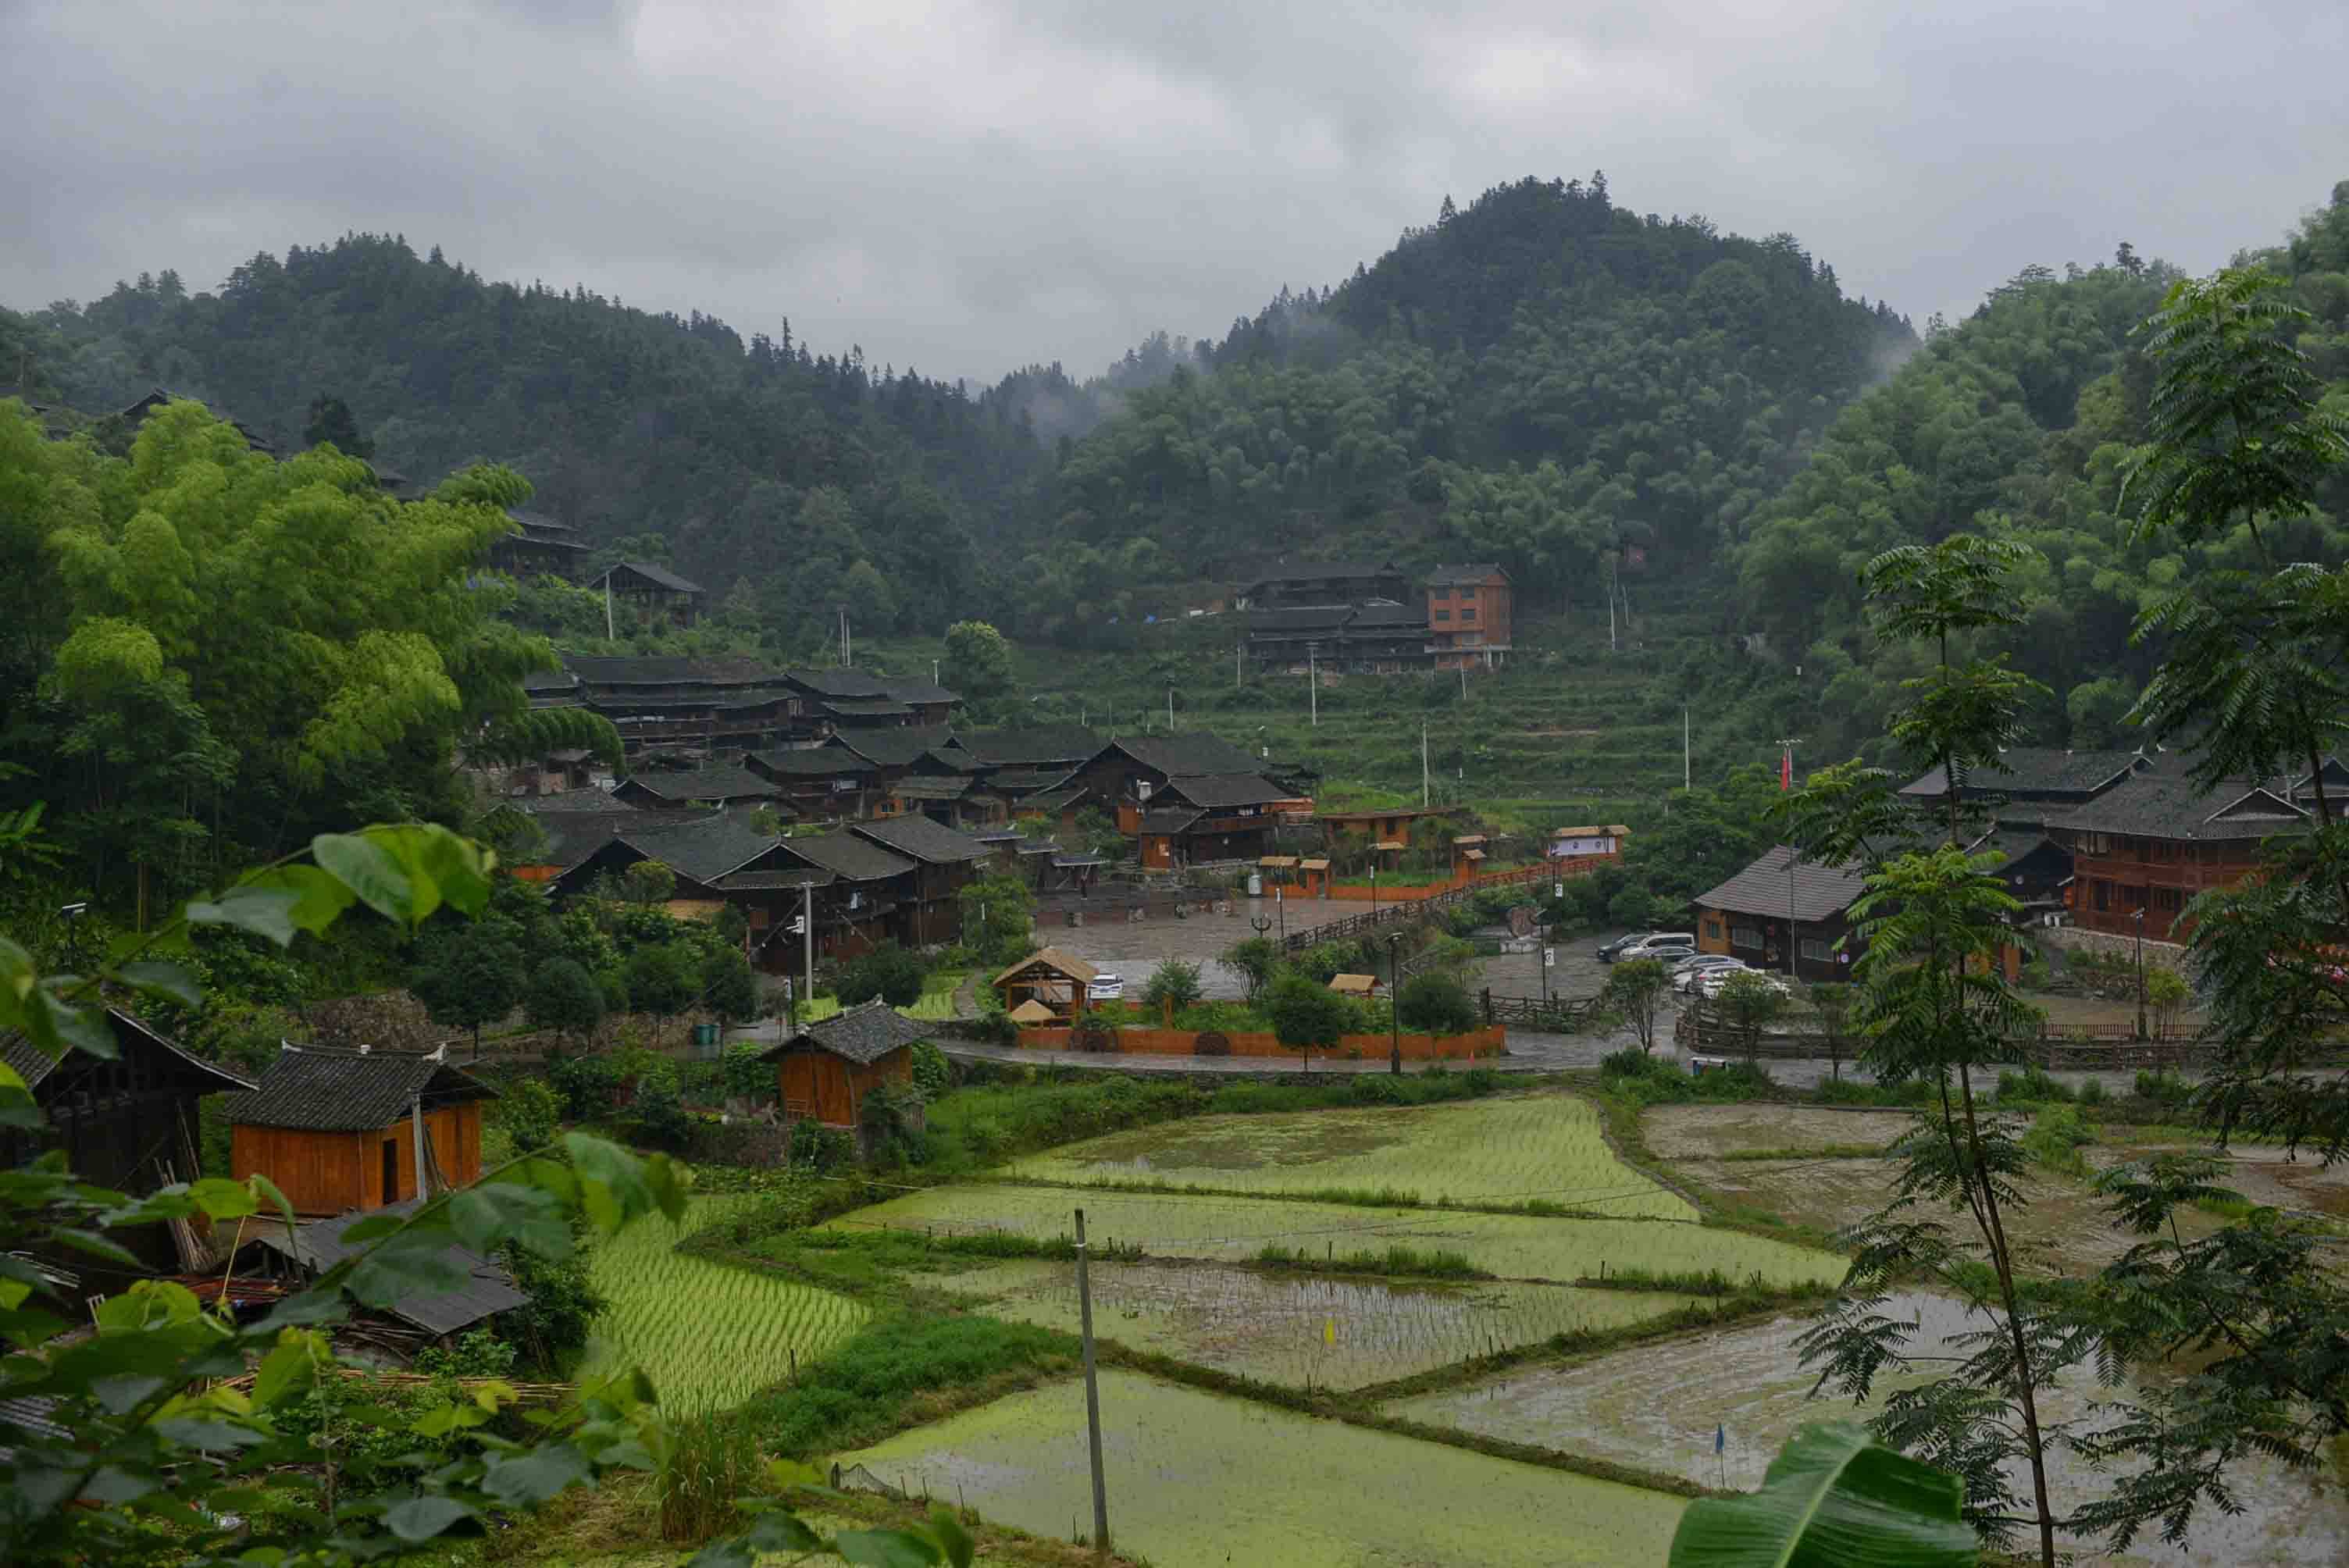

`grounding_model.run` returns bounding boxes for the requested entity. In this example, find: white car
[1085,973,1125,1003]
[1698,968,1790,1002]
[1672,956,1747,992]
